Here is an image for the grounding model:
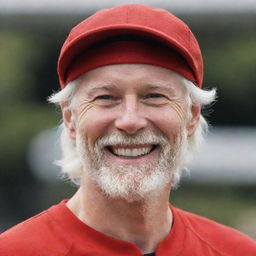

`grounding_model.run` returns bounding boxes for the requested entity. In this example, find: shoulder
[0,208,72,256]
[174,207,256,255]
